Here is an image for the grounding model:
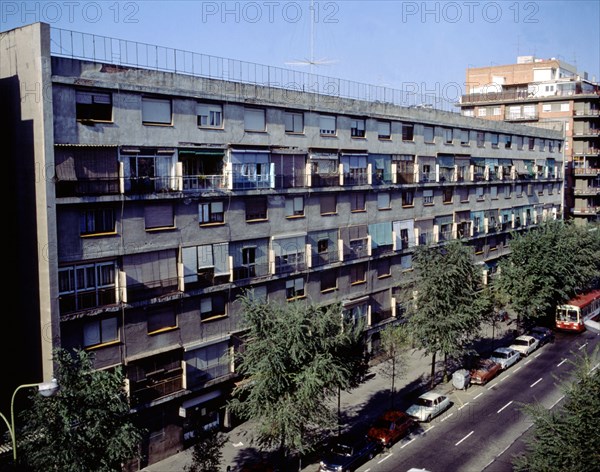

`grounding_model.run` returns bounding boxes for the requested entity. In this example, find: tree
[19,348,143,472]
[185,426,227,472]
[404,241,485,387]
[228,296,360,466]
[380,323,410,409]
[498,220,600,326]
[513,349,600,472]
